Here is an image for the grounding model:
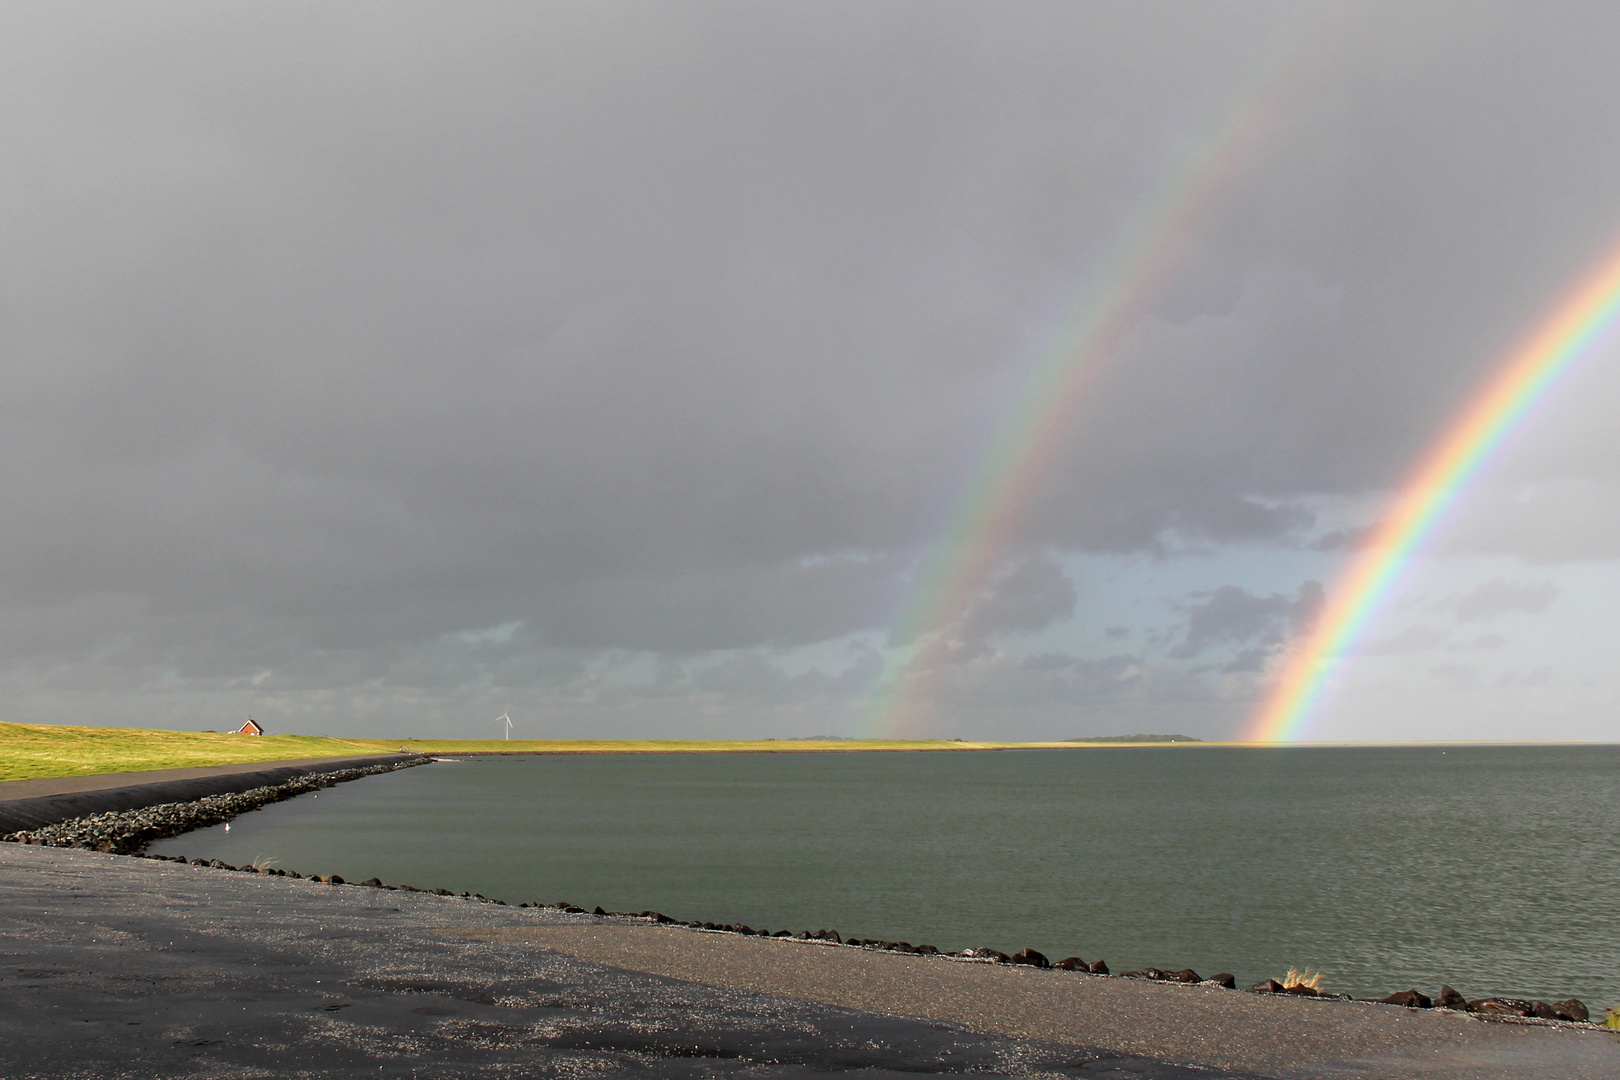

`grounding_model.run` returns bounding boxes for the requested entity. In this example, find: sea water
[148,745,1620,1006]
